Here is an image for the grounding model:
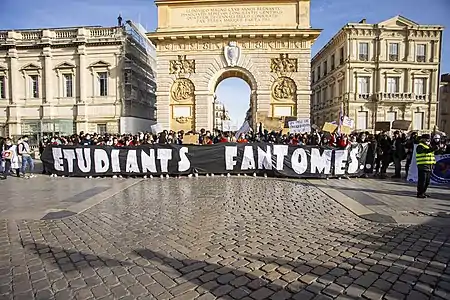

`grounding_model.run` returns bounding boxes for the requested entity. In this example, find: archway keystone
[148,0,321,131]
